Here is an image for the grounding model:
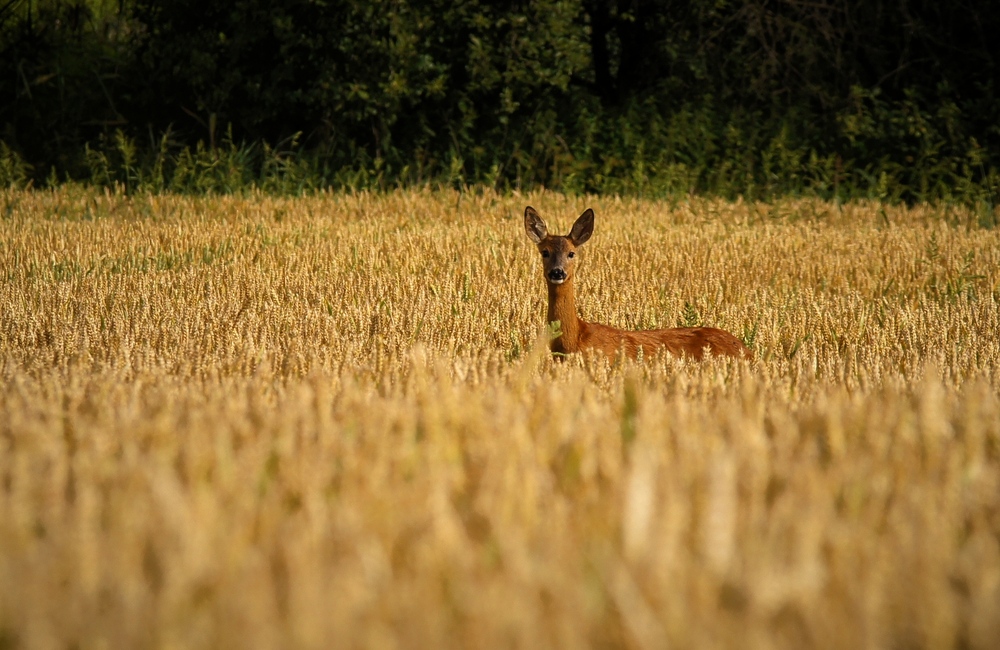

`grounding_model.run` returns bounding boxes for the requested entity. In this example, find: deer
[524,206,753,361]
